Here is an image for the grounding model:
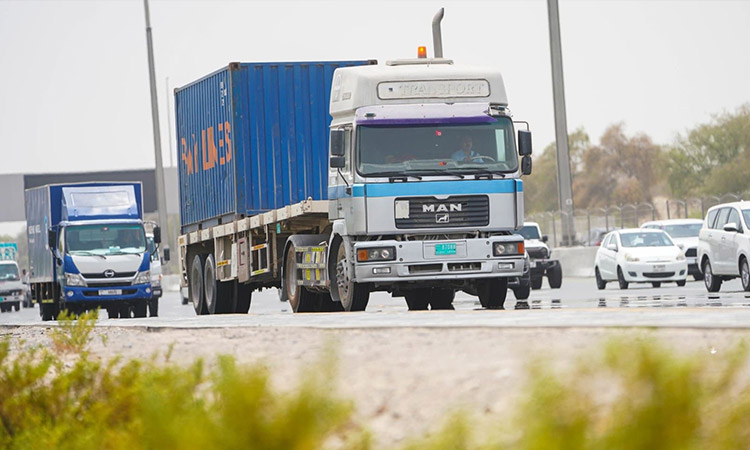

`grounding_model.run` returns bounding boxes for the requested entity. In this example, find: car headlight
[133,271,151,285]
[624,253,640,262]
[676,253,686,261]
[65,273,86,287]
[357,247,396,262]
[494,241,524,256]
